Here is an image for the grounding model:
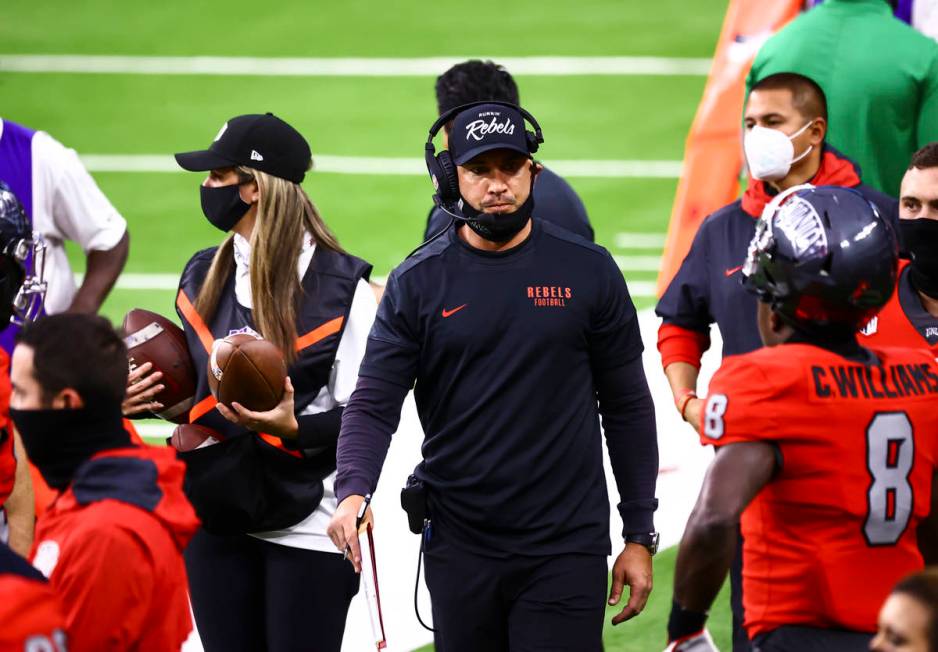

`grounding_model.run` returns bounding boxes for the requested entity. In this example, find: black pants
[753,625,872,652]
[185,529,359,652]
[423,530,607,652]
